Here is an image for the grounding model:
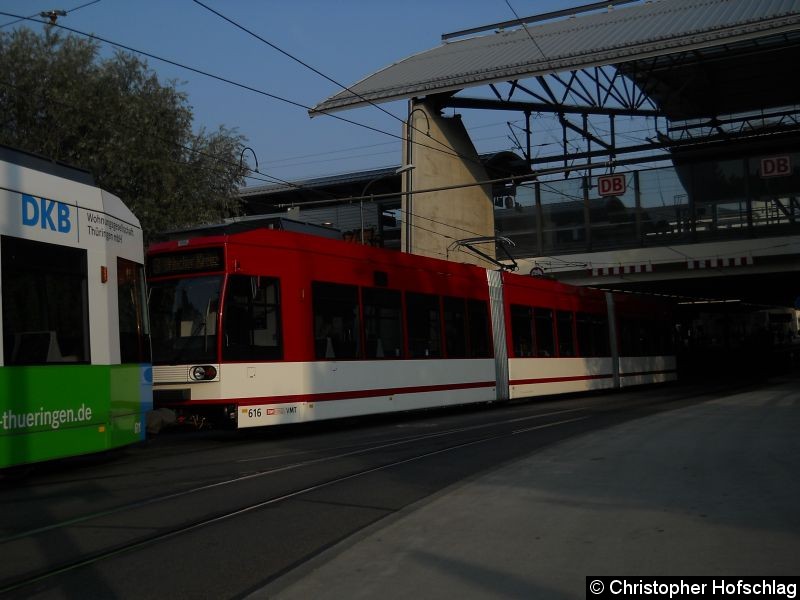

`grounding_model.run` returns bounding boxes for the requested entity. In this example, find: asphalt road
[0,378,775,599]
